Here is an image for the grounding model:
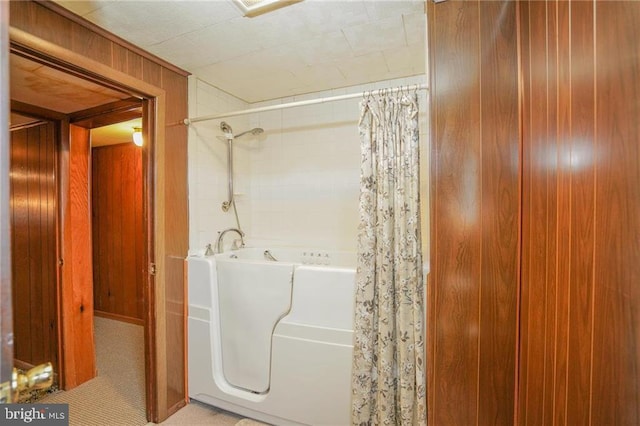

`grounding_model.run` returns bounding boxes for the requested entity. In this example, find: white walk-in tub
[187,247,356,426]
